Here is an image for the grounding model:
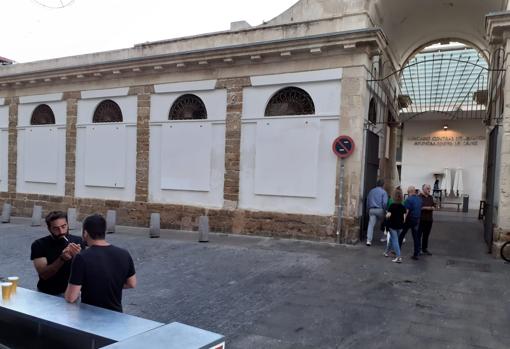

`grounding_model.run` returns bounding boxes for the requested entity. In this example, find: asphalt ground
[0,211,509,349]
